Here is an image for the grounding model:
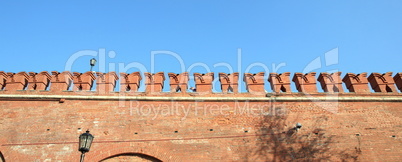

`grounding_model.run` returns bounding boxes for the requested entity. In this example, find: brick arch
[0,151,5,162]
[99,153,162,162]
[86,143,181,162]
